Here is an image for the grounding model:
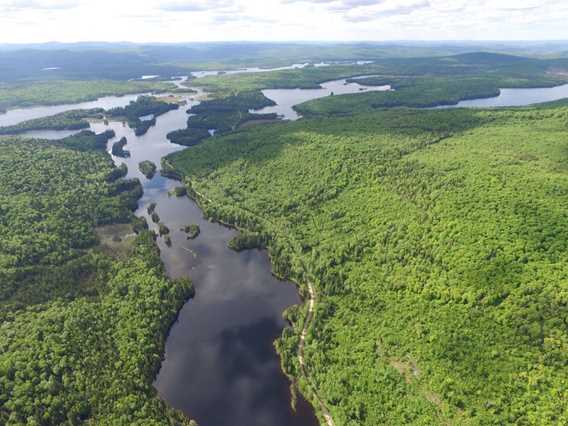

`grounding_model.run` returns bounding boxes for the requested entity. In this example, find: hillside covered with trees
[168,105,568,425]
[0,133,195,425]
